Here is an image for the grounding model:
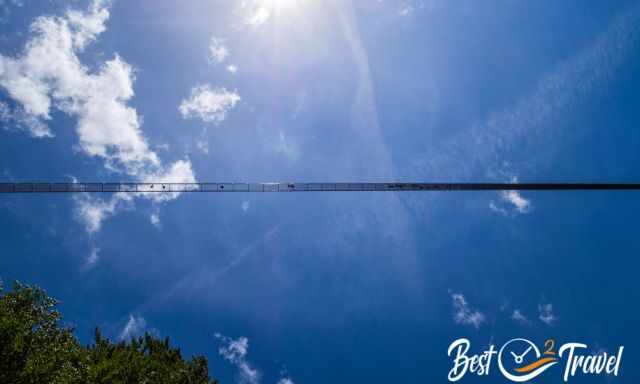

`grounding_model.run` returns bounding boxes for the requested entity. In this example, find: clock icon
[511,345,533,364]
[498,338,558,382]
